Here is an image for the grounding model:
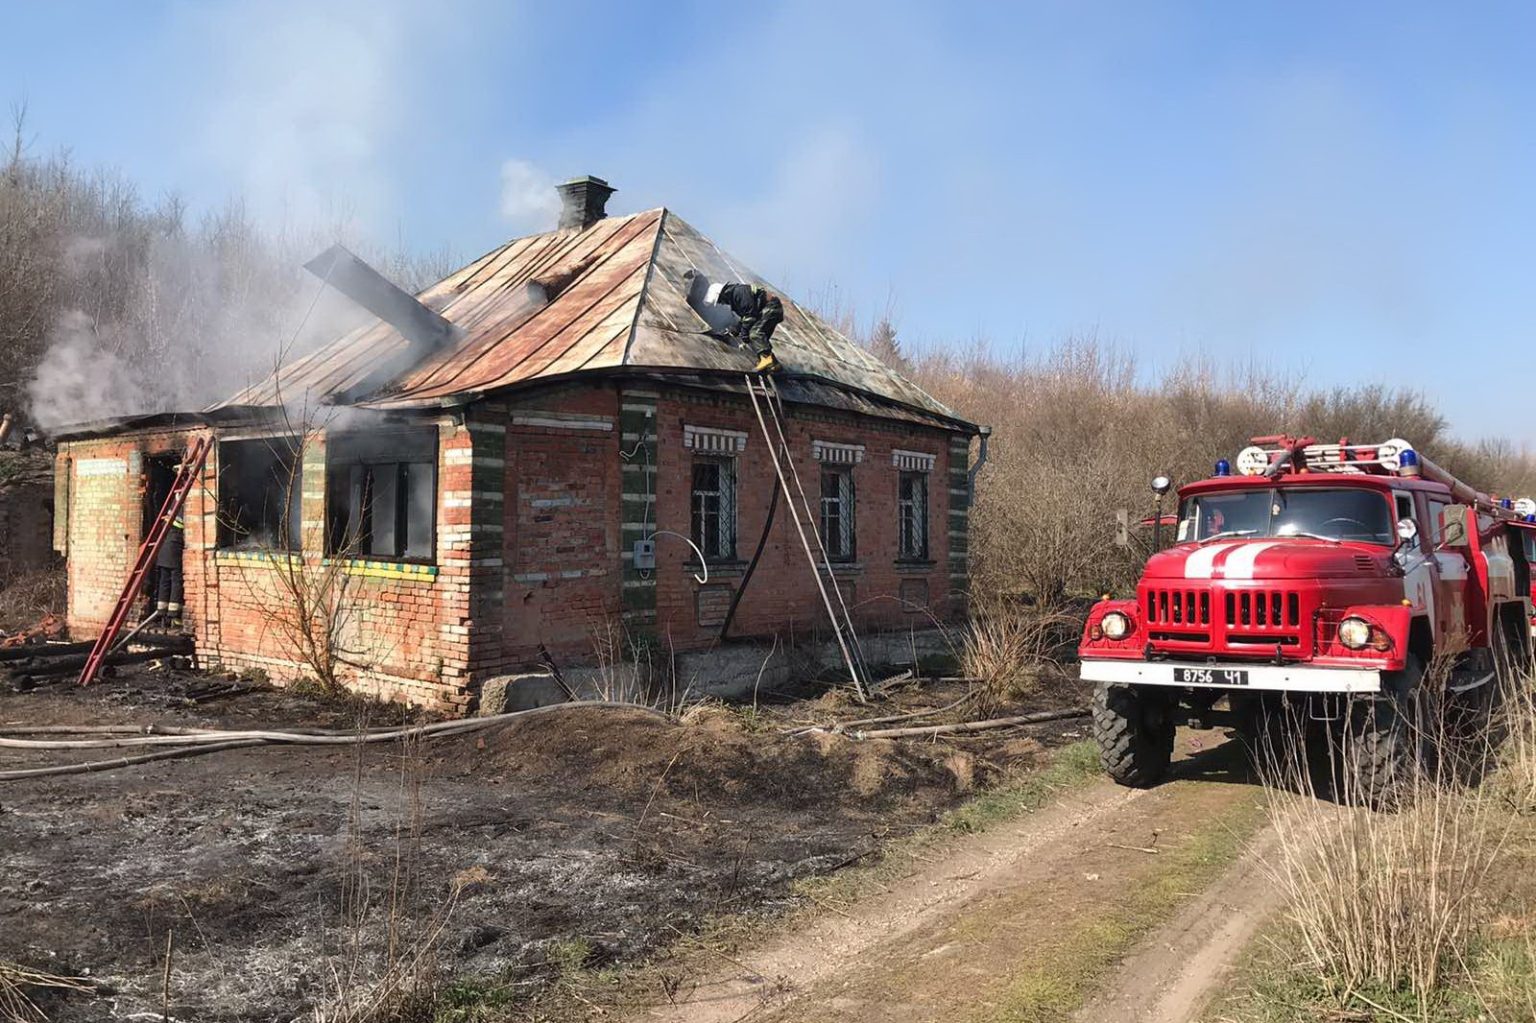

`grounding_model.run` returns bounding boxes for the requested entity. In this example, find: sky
[3,0,1533,442]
